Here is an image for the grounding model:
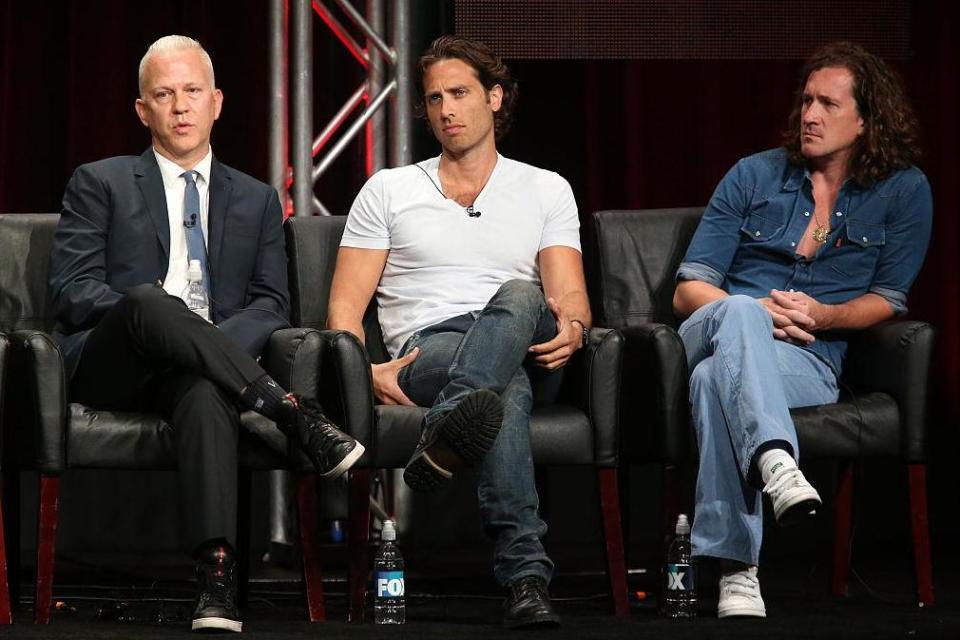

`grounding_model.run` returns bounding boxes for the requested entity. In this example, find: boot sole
[774,494,821,527]
[191,616,243,632]
[503,612,561,629]
[404,390,503,492]
[318,441,366,481]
